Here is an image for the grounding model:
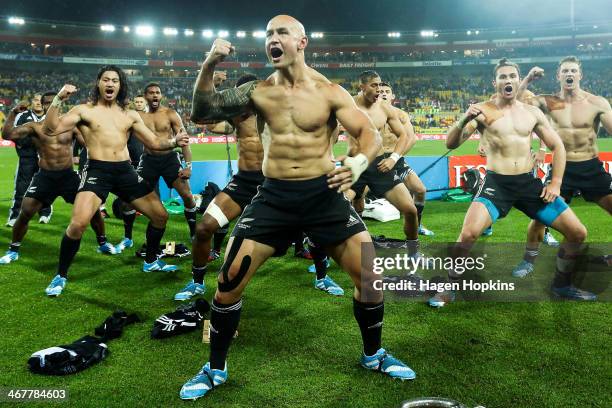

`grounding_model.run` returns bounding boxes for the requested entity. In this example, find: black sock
[58,234,81,278]
[123,211,136,239]
[184,206,197,238]
[406,239,419,256]
[9,242,21,253]
[96,235,107,246]
[145,223,165,263]
[415,203,425,226]
[523,245,539,263]
[310,244,328,280]
[353,298,384,356]
[192,265,207,285]
[213,228,228,252]
[210,298,242,370]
